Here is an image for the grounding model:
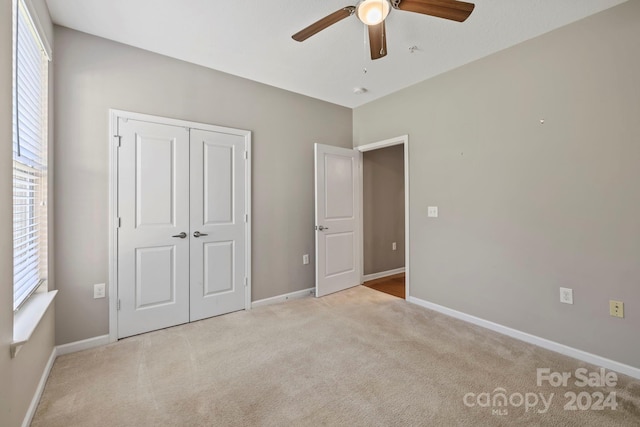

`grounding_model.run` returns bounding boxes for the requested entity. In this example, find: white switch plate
[428,206,438,218]
[302,254,309,265]
[392,242,397,251]
[559,287,573,304]
[94,283,106,299]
